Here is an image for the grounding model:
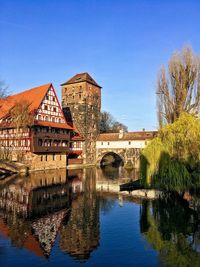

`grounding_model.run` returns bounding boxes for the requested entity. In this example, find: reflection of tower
[59,169,100,260]
[61,73,101,164]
